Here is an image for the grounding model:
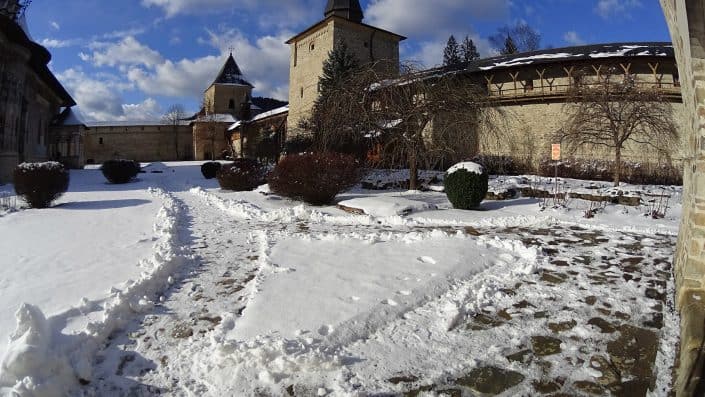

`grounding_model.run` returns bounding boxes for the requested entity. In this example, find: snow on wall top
[446,162,484,175]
